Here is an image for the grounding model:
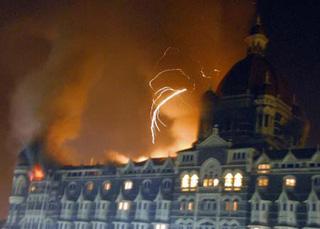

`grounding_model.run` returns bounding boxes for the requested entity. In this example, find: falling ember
[28,164,45,181]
